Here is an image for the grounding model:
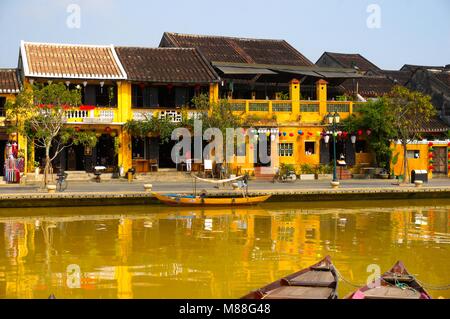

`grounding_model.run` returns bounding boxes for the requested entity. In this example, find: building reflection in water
[0,203,448,298]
